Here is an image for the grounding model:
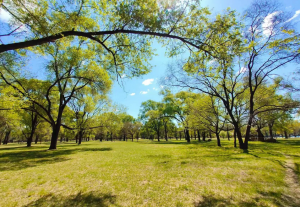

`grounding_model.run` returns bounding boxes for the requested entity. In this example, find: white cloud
[262,11,282,36]
[140,91,148,95]
[153,87,158,91]
[237,67,248,75]
[121,74,126,78]
[208,59,217,66]
[160,85,164,89]
[0,8,12,23]
[286,10,300,23]
[130,93,135,96]
[142,79,154,86]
